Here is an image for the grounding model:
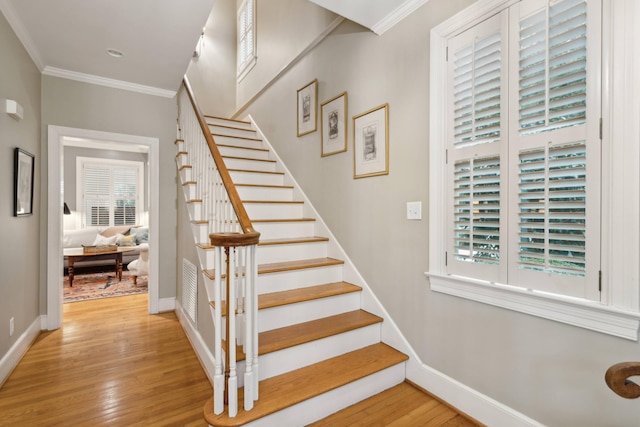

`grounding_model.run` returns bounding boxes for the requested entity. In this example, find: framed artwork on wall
[320,91,348,157]
[353,103,389,179]
[297,79,318,137]
[14,147,35,216]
